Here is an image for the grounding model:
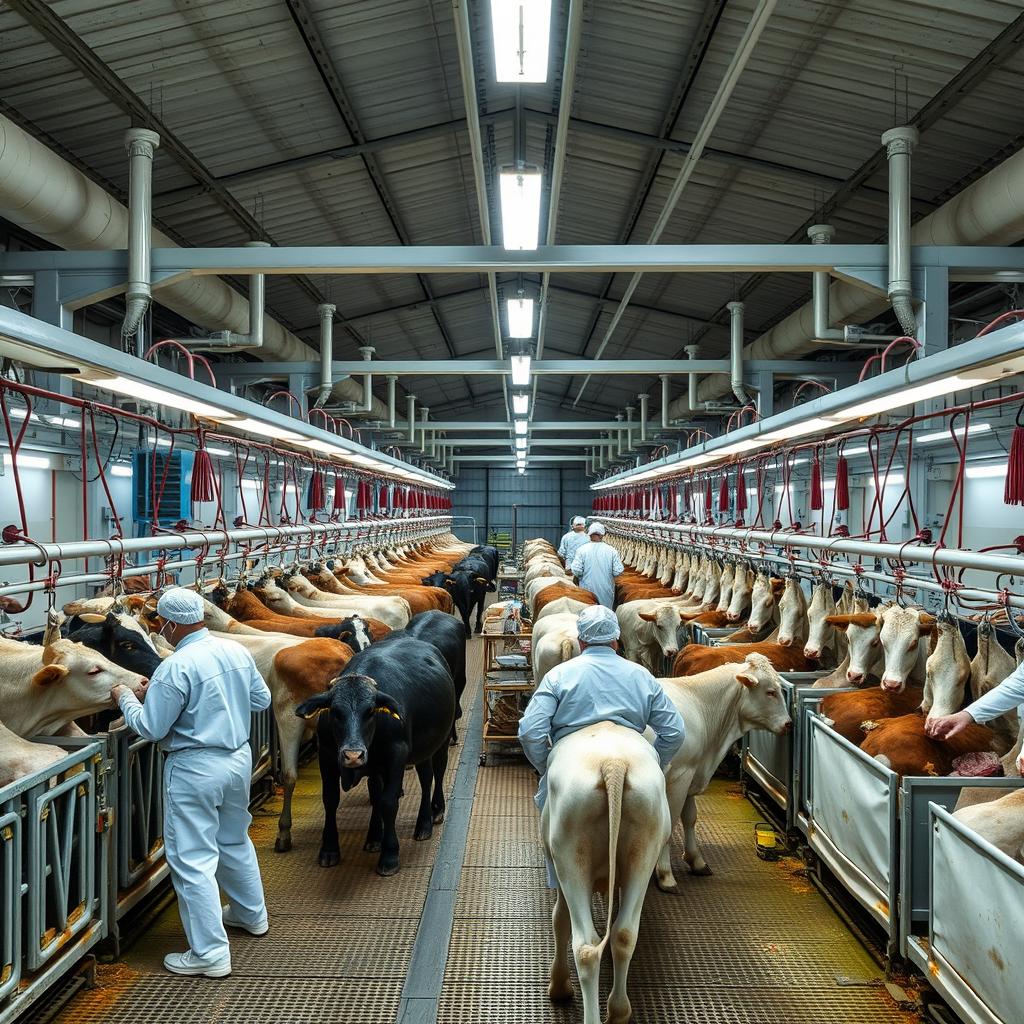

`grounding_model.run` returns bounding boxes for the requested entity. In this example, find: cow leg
[430,744,449,824]
[376,767,404,876]
[413,760,435,841]
[606,873,649,1024]
[316,734,342,868]
[564,884,603,1024]
[363,774,384,852]
[274,711,306,853]
[682,794,711,875]
[548,887,574,1003]
[473,593,485,634]
[654,769,693,892]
